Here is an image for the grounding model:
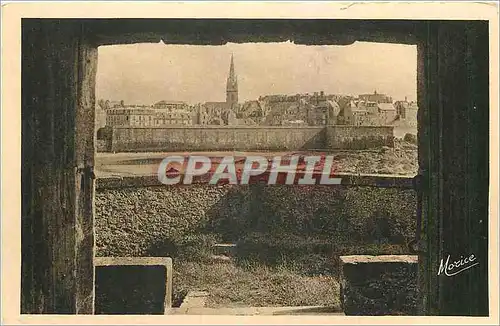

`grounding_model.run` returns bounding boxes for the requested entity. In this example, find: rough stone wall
[326,125,395,149]
[96,140,109,152]
[339,255,418,315]
[110,126,325,152]
[106,125,394,152]
[94,257,172,315]
[94,181,416,264]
